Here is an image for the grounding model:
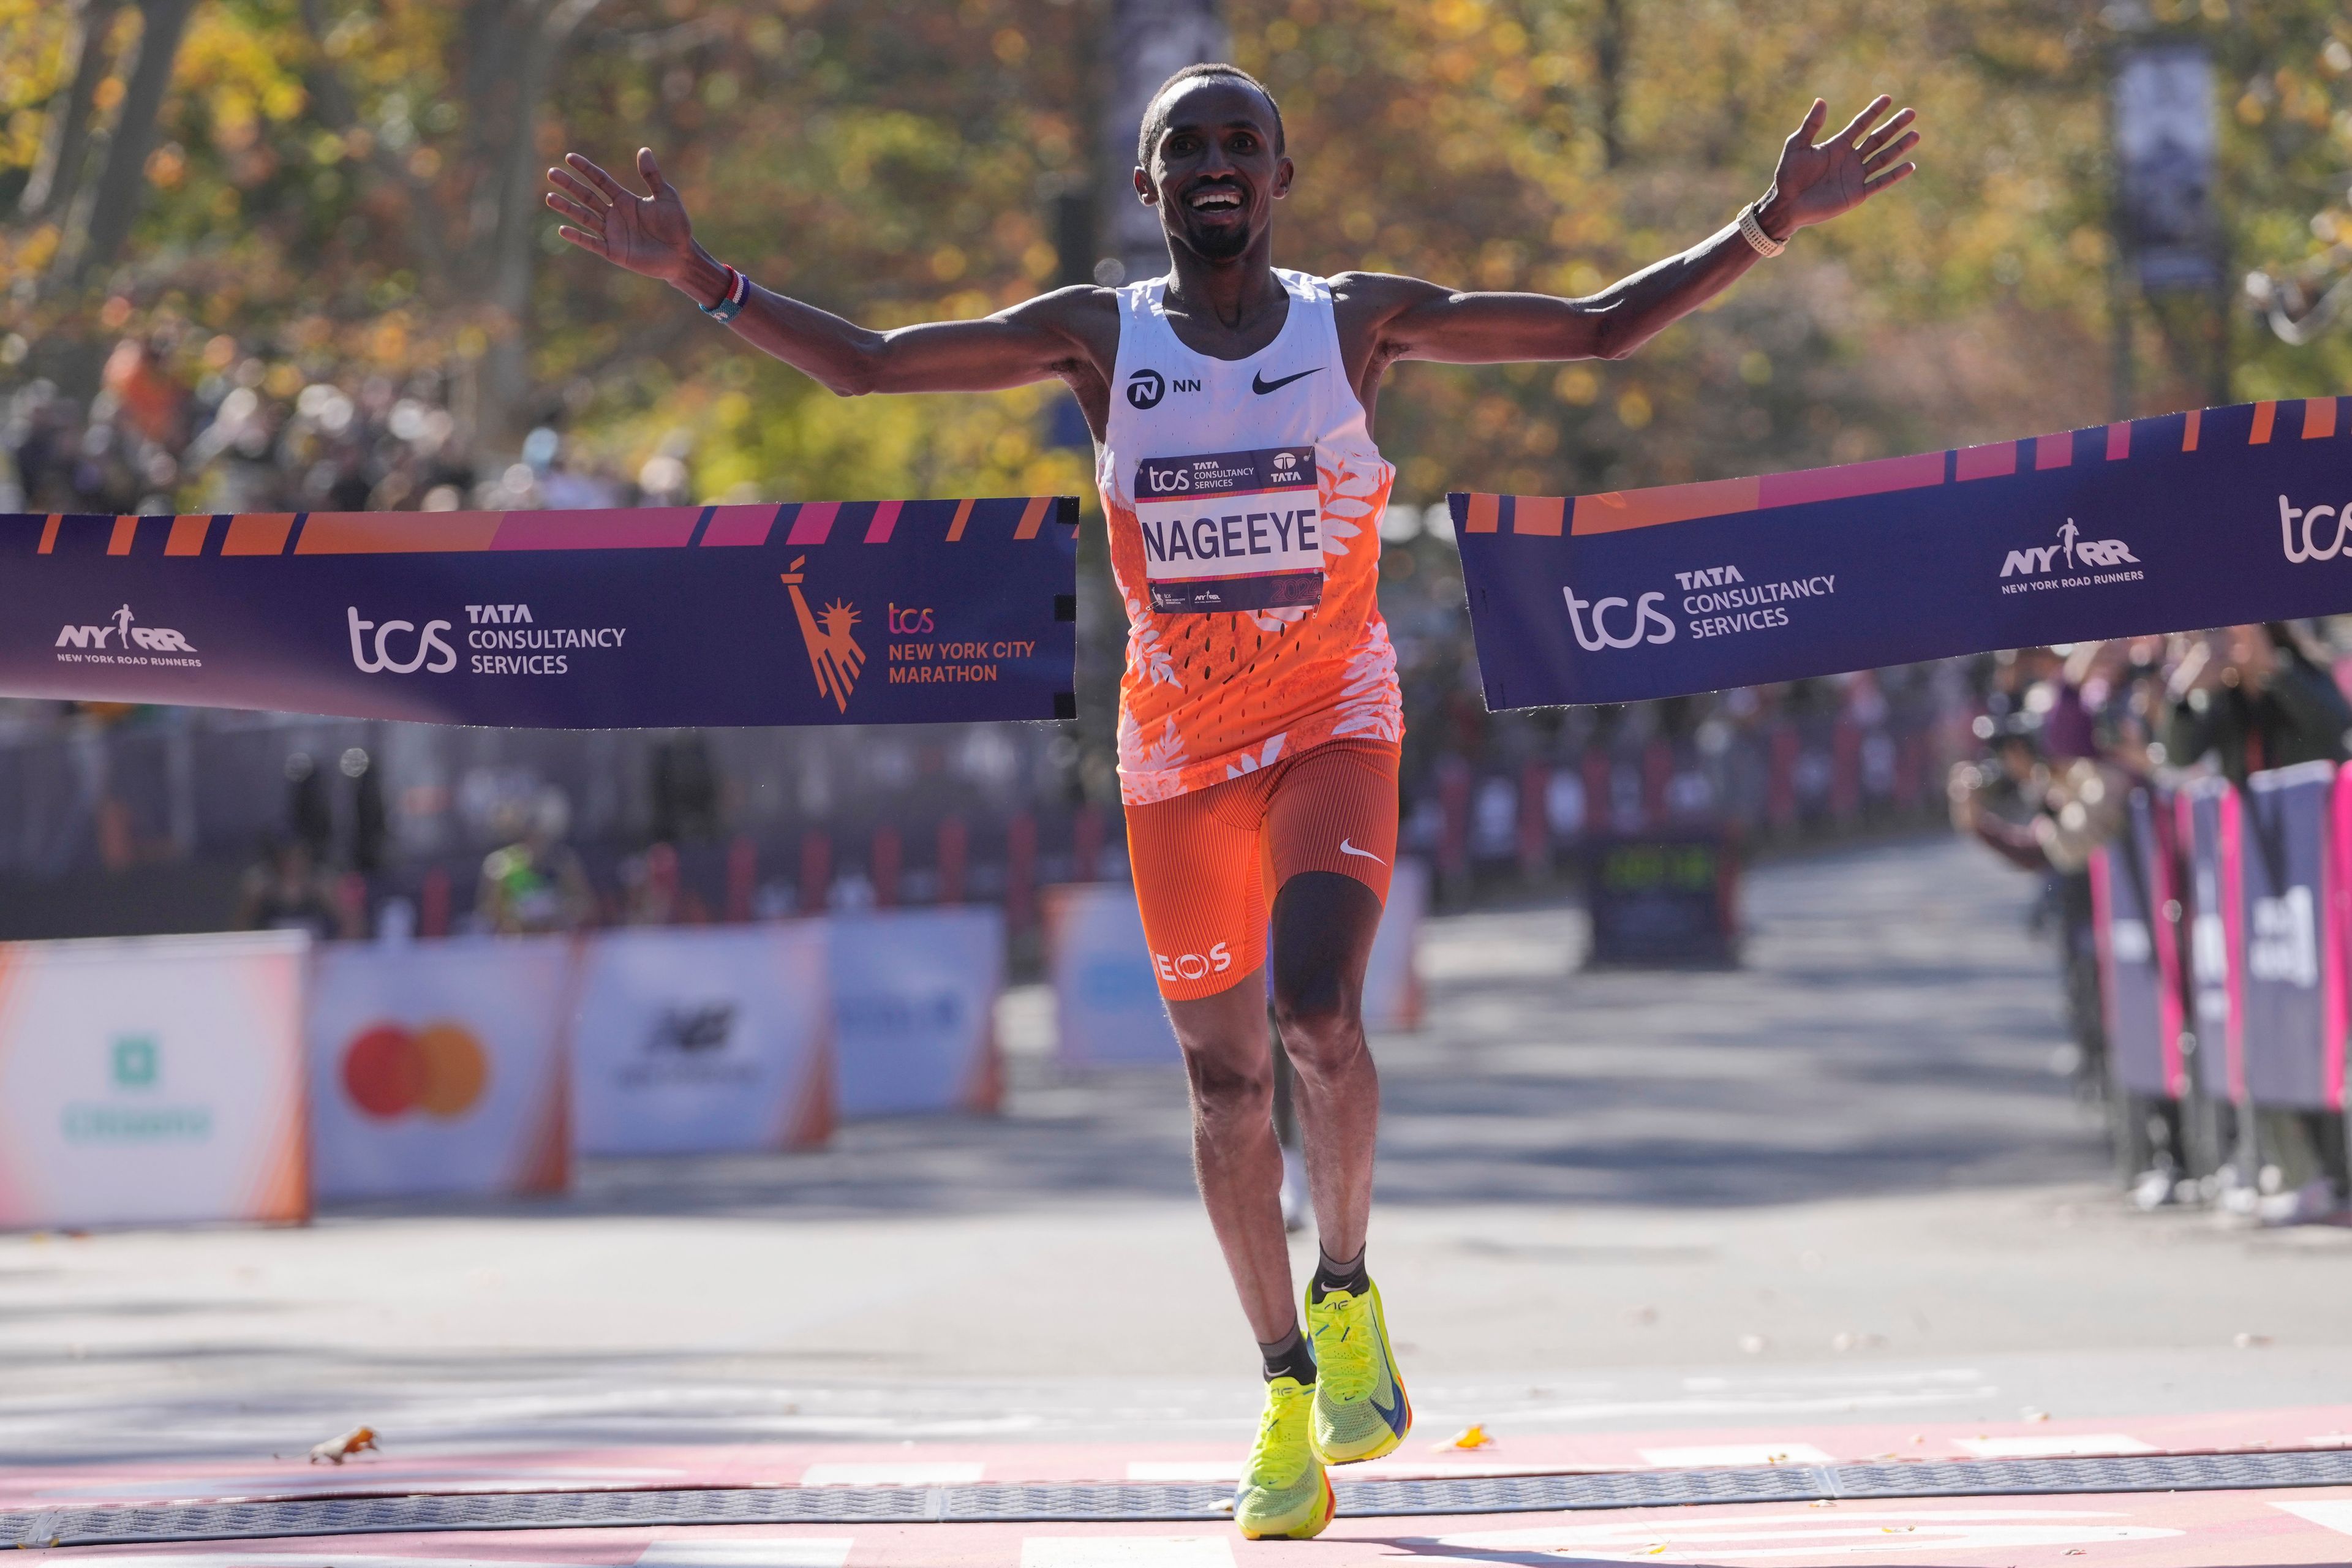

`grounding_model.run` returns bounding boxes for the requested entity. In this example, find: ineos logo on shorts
[347,608,457,674]
[1563,586,1675,652]
[1155,941,1233,983]
[1126,369,1166,410]
[2280,494,2352,563]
